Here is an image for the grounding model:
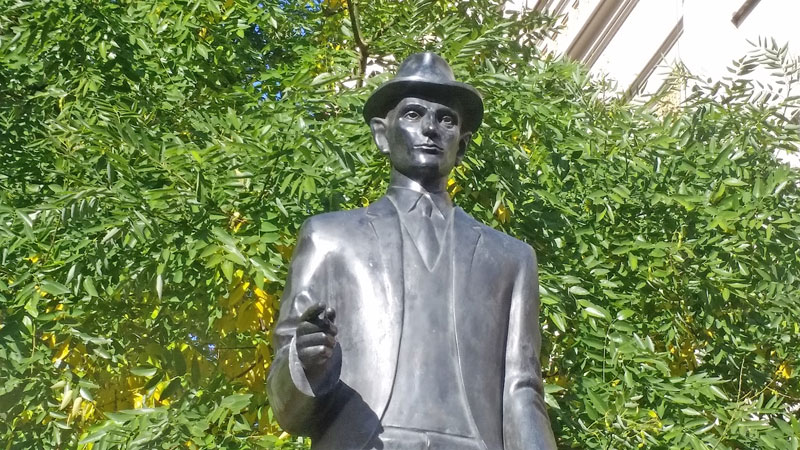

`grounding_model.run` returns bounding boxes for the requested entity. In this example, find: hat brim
[363,78,483,133]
